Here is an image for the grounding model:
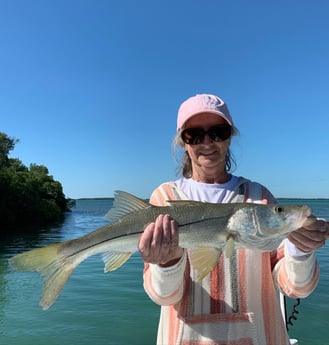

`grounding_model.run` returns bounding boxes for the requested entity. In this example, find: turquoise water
[1,198,328,345]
